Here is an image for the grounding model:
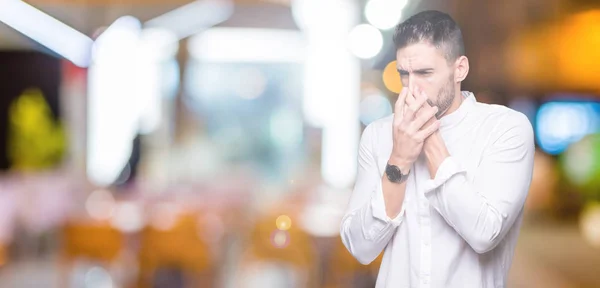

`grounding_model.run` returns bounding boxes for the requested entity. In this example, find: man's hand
[390,87,440,172]
[405,86,437,127]
[405,87,450,178]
